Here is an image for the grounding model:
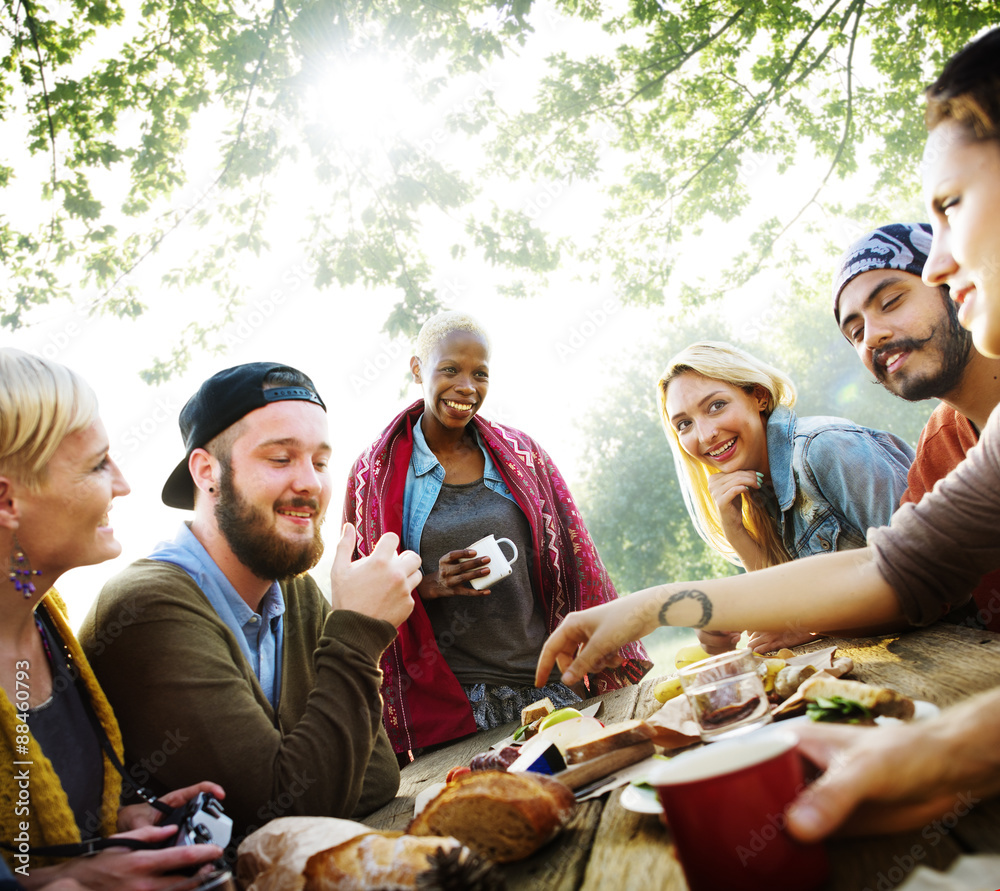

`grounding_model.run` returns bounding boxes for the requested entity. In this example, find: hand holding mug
[466,534,519,590]
[419,548,493,599]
